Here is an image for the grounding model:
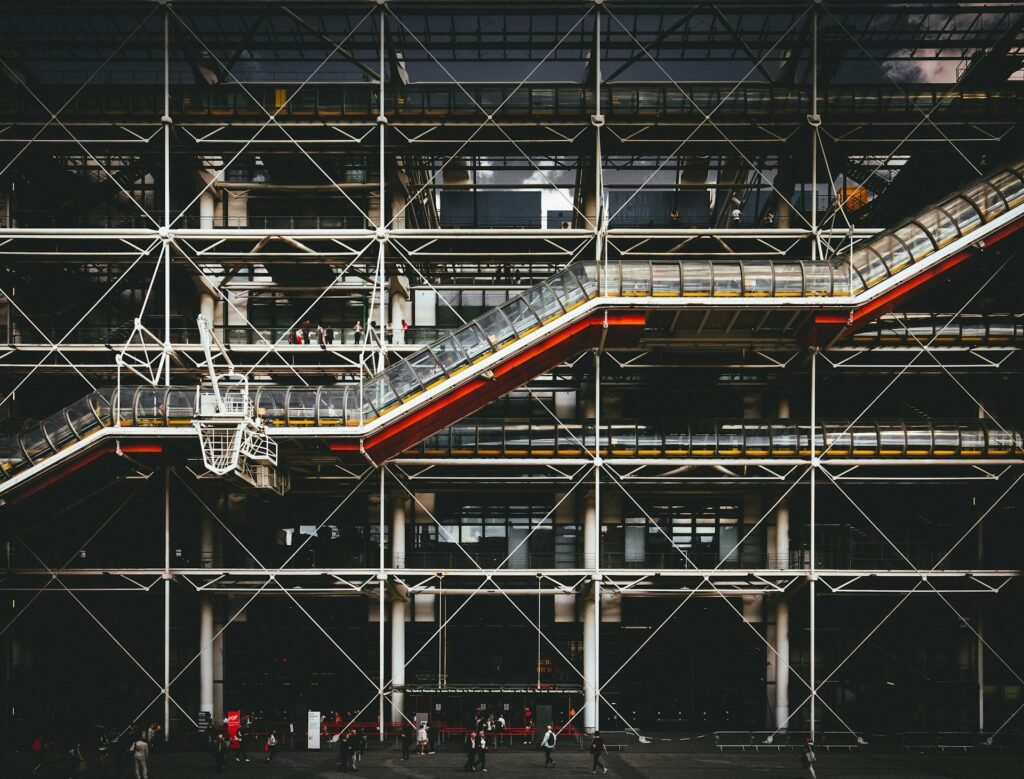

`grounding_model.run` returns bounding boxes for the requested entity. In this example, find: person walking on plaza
[801,736,818,778]
[338,731,351,773]
[590,731,608,774]
[130,732,149,779]
[352,729,366,770]
[265,729,278,763]
[474,729,488,772]
[233,722,250,762]
[463,730,476,772]
[213,732,229,773]
[401,722,414,760]
[540,724,556,767]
